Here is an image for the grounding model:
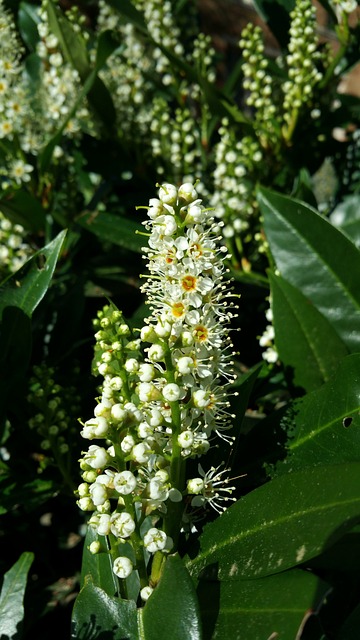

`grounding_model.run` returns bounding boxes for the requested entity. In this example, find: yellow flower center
[182,275,197,291]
